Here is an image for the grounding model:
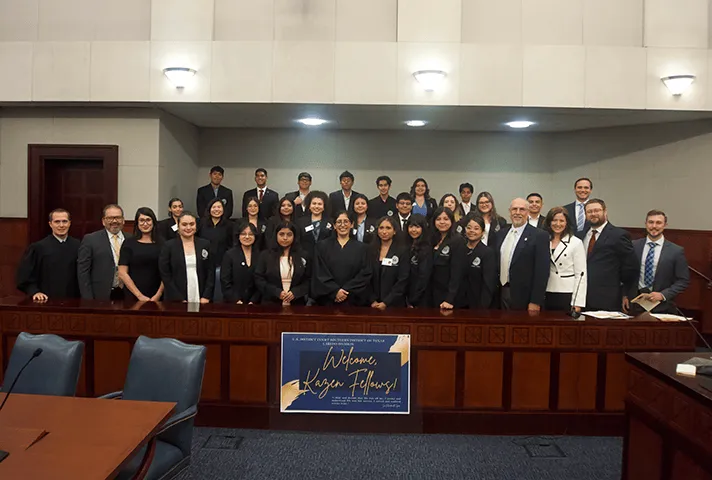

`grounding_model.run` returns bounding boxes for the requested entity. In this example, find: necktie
[577,203,584,231]
[587,230,598,256]
[258,189,264,202]
[644,242,656,288]
[111,234,122,287]
[499,229,518,285]
[312,221,320,241]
